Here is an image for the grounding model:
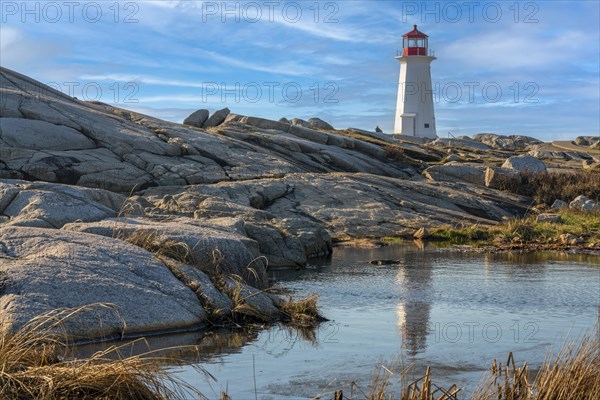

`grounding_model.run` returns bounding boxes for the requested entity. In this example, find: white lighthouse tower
[394,25,437,138]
